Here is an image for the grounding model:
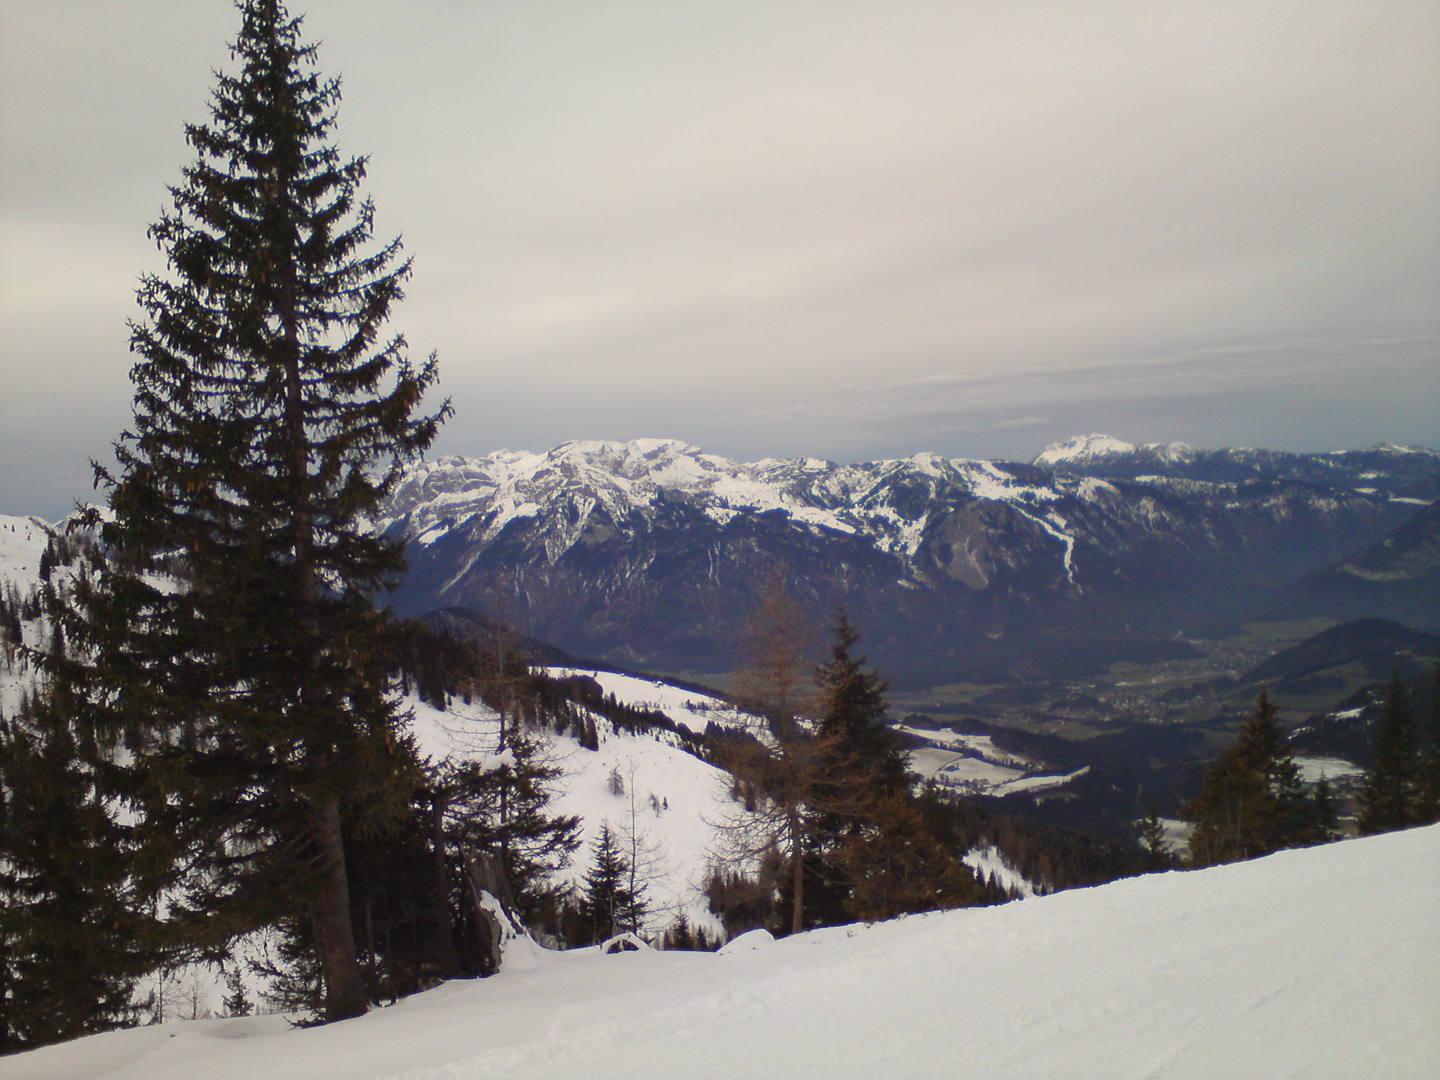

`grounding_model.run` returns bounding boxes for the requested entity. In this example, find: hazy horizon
[4,1,1437,520]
